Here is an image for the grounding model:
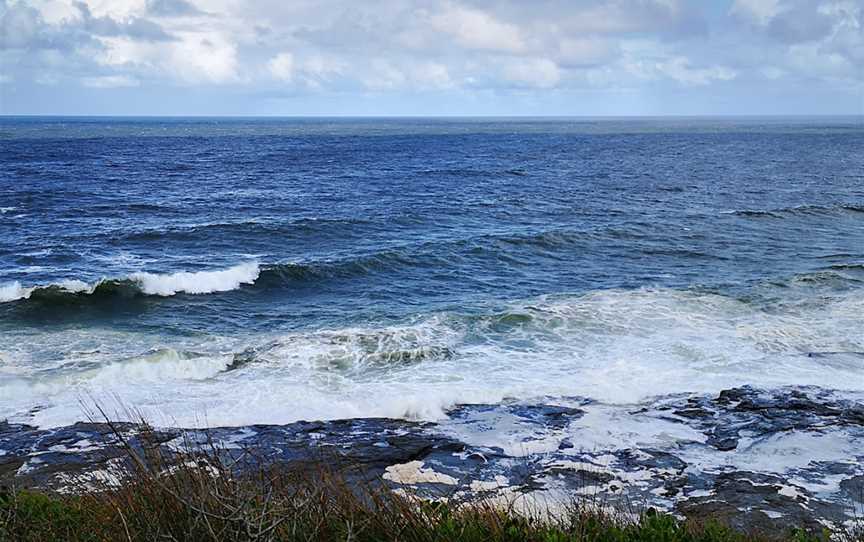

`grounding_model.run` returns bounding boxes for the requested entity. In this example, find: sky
[0,0,862,116]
